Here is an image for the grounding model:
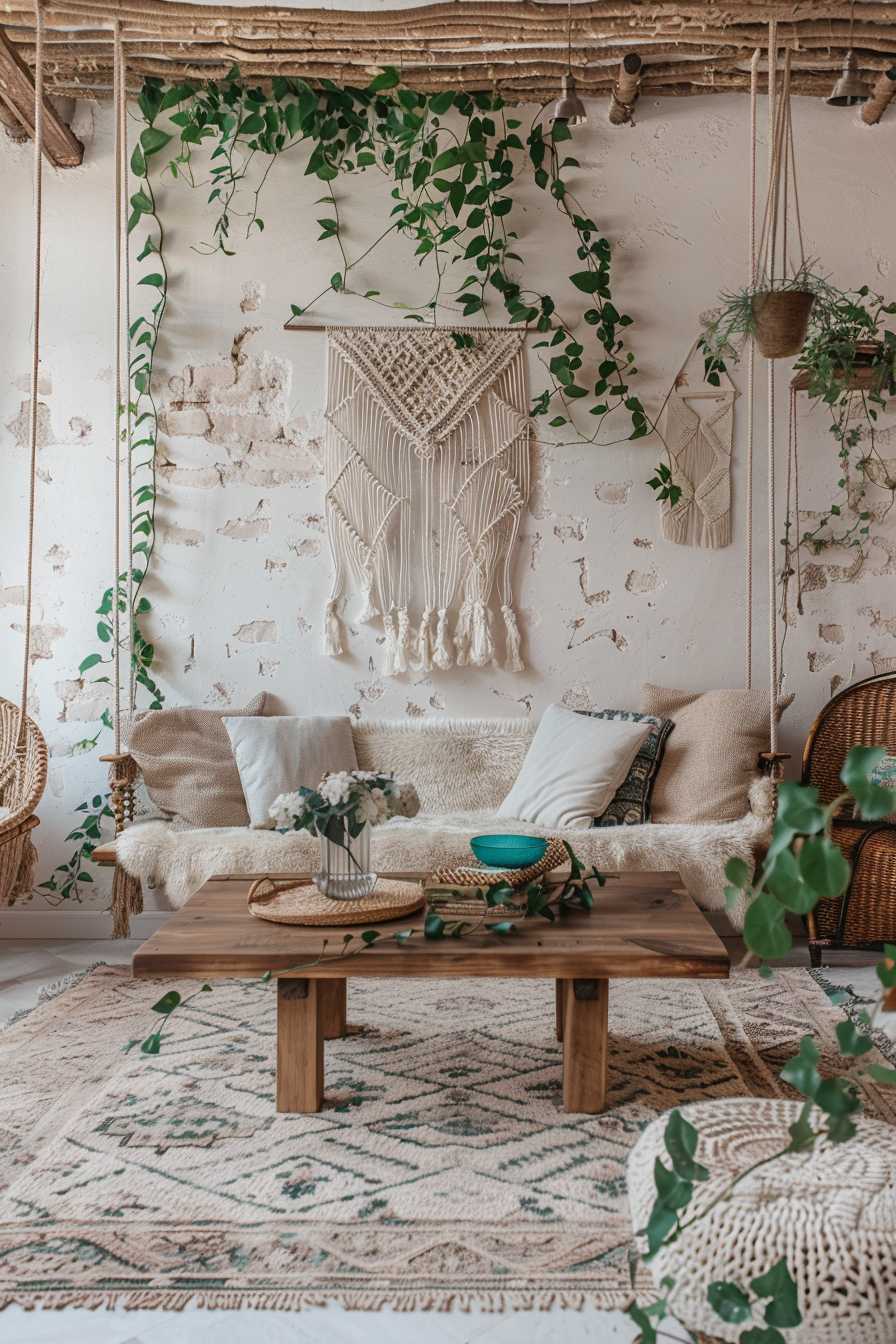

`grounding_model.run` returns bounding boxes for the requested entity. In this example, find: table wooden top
[133,870,729,981]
